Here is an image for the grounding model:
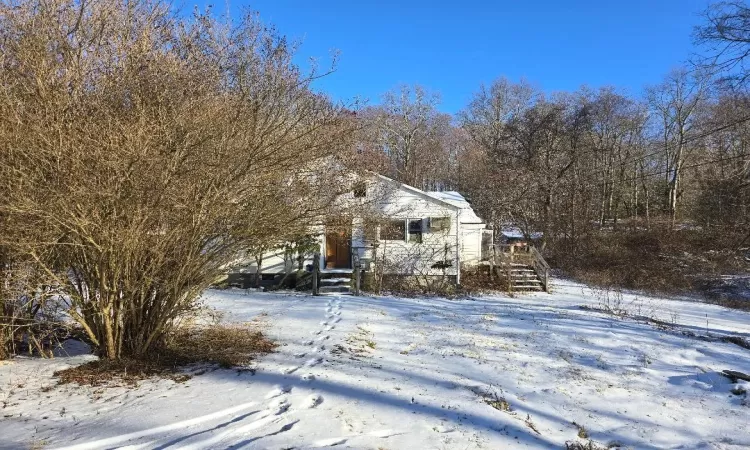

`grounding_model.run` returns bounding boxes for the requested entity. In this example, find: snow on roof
[372,174,461,211]
[501,227,543,240]
[426,191,484,224]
